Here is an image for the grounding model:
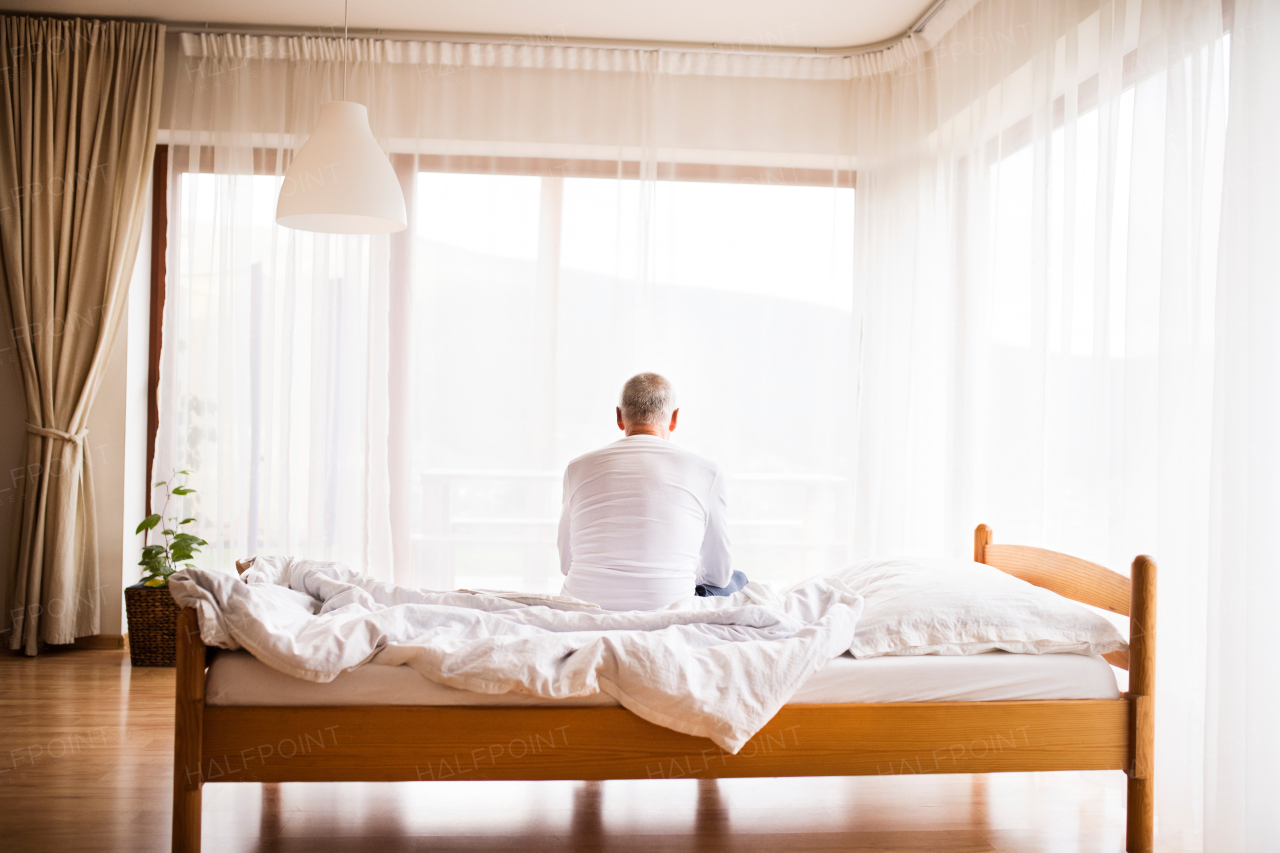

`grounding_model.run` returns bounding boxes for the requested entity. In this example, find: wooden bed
[170,524,1156,852]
